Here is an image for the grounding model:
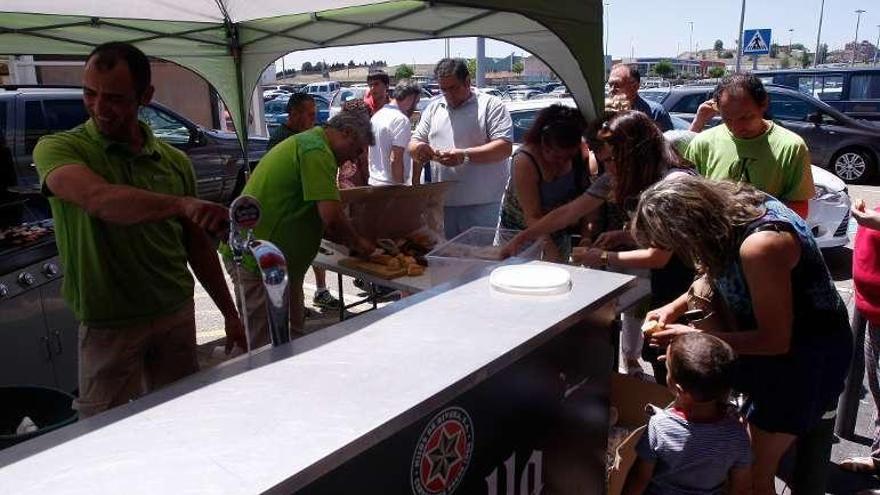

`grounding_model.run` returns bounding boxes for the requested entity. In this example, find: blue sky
[275,0,879,70]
